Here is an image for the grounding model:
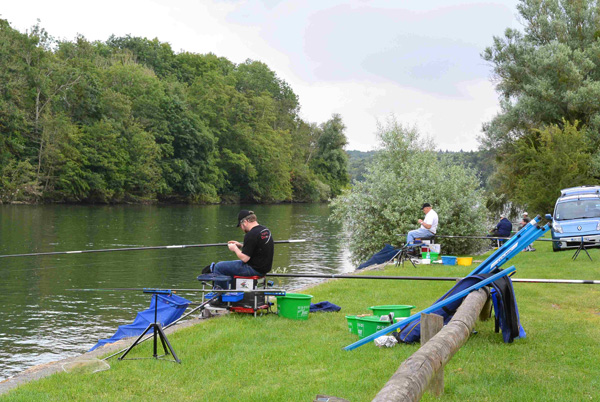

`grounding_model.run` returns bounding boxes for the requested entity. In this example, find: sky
[1,0,522,152]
